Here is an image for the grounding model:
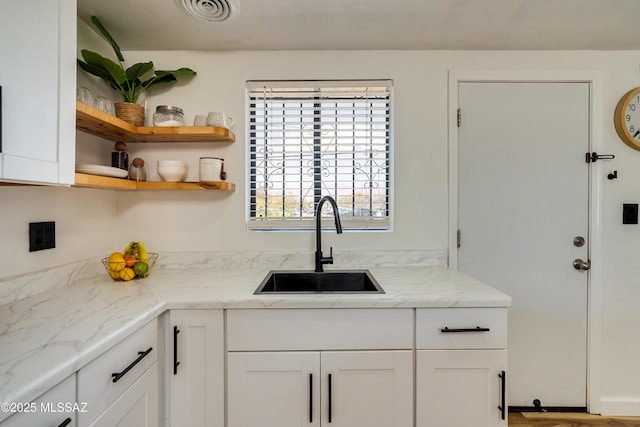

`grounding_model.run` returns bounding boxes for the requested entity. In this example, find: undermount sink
[255,270,385,294]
